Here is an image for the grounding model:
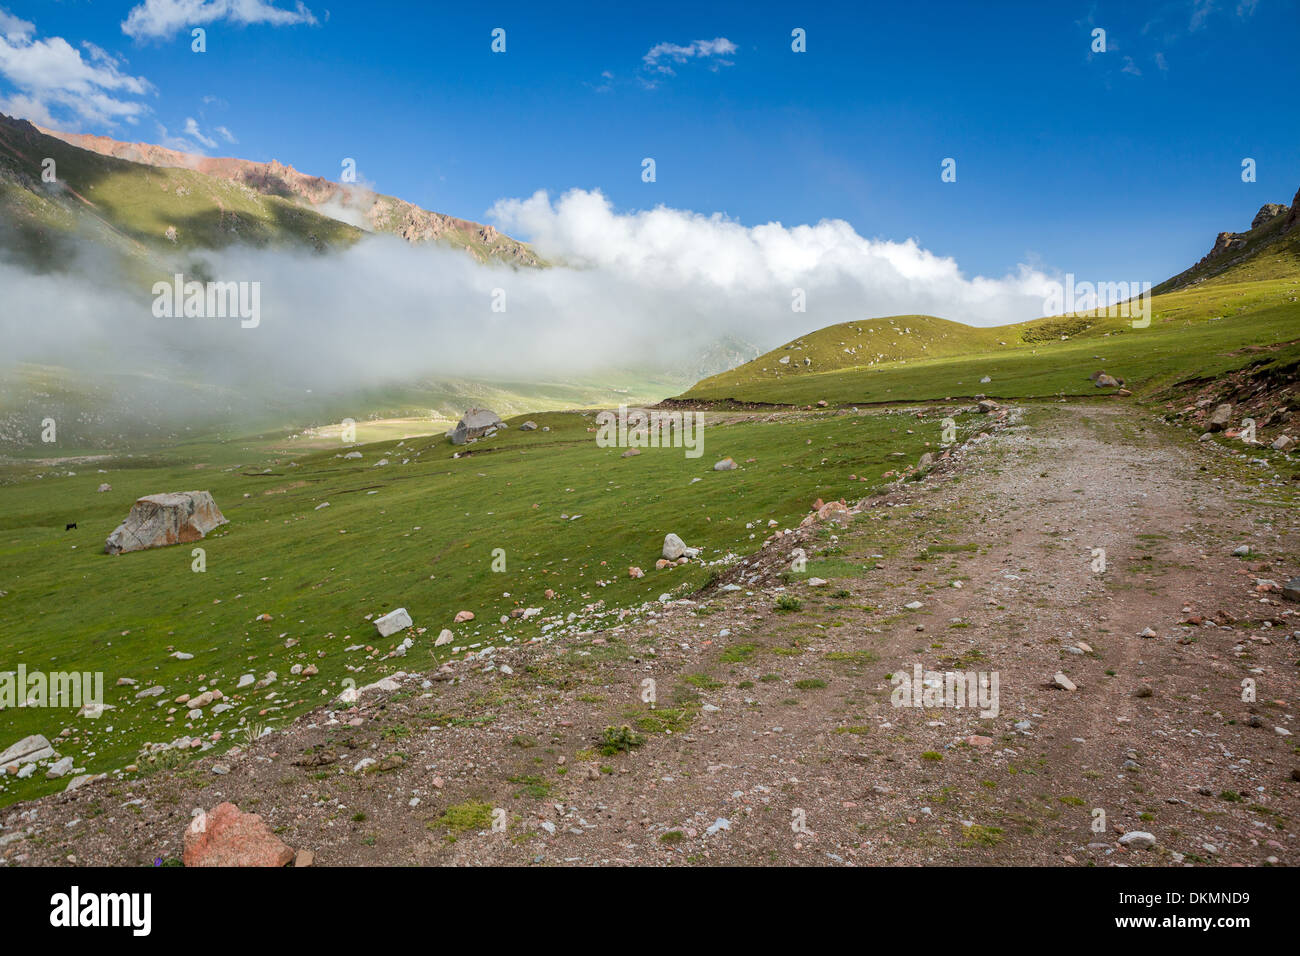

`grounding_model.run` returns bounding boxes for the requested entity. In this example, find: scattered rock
[374,607,413,638]
[662,533,691,560]
[1118,831,1156,850]
[1208,404,1233,432]
[0,735,56,768]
